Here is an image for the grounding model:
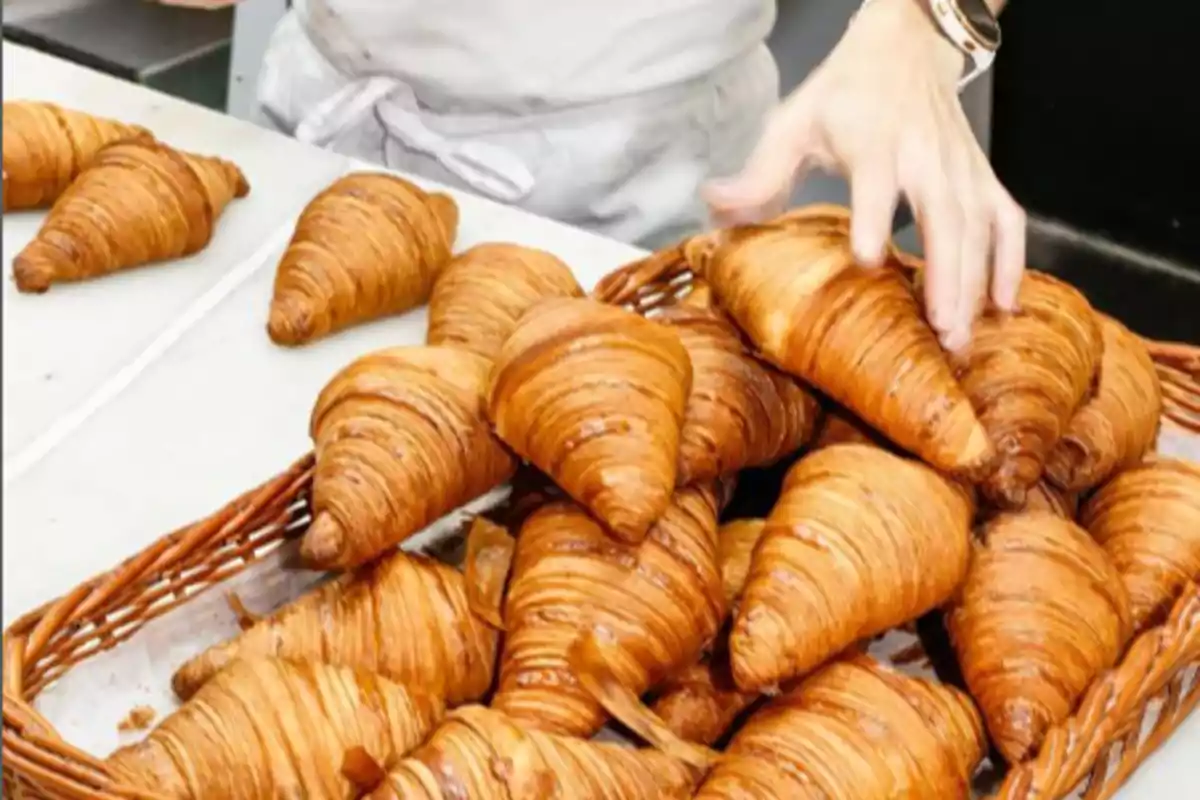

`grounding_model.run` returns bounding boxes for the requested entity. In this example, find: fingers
[909,184,962,343]
[946,211,989,351]
[990,191,1027,311]
[849,161,898,267]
